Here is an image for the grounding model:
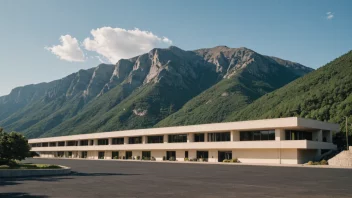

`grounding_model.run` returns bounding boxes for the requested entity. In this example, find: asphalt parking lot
[1,158,352,198]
